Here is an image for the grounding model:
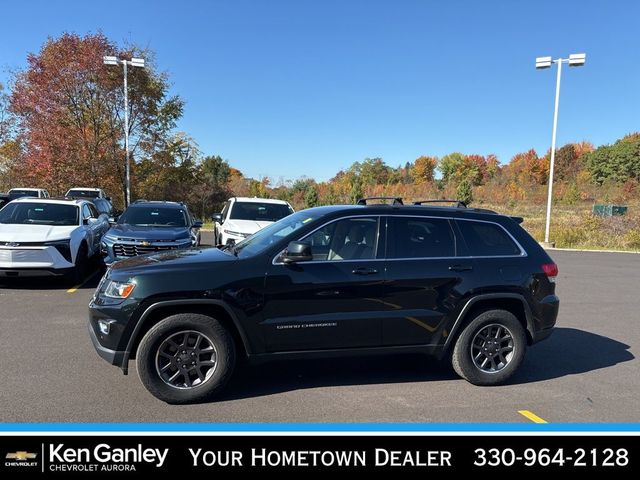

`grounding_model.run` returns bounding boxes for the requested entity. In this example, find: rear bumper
[530,294,559,344]
[531,326,554,344]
